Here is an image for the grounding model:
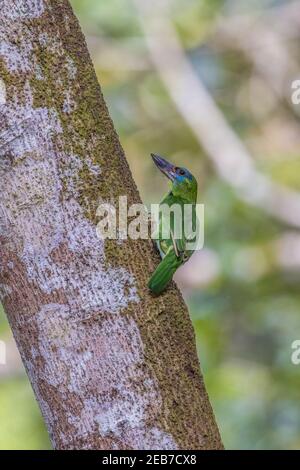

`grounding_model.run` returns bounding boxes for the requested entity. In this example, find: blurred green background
[1,0,300,450]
